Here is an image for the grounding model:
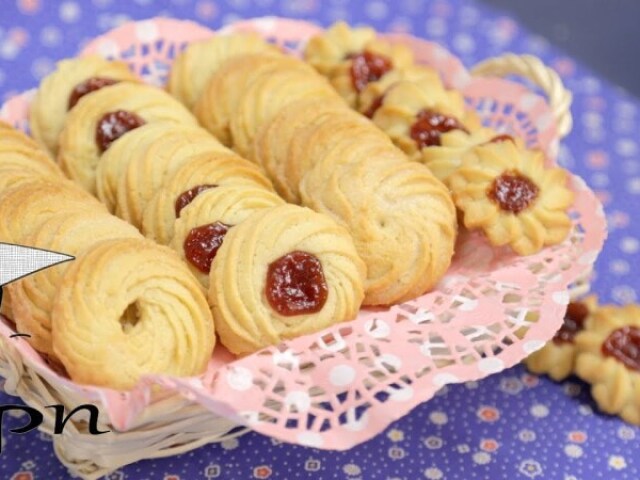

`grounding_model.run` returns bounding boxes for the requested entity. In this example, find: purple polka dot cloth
[1,0,639,479]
